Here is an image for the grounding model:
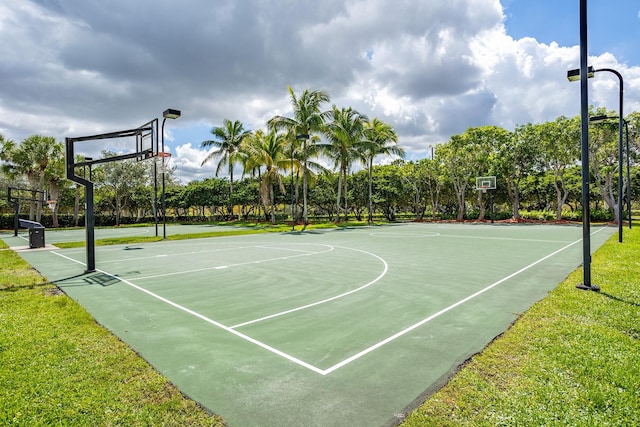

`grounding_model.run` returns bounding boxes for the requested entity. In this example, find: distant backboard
[7,186,46,204]
[476,176,496,193]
